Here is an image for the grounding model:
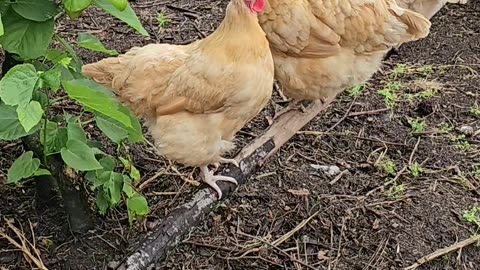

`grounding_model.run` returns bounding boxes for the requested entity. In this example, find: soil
[1,0,479,270]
